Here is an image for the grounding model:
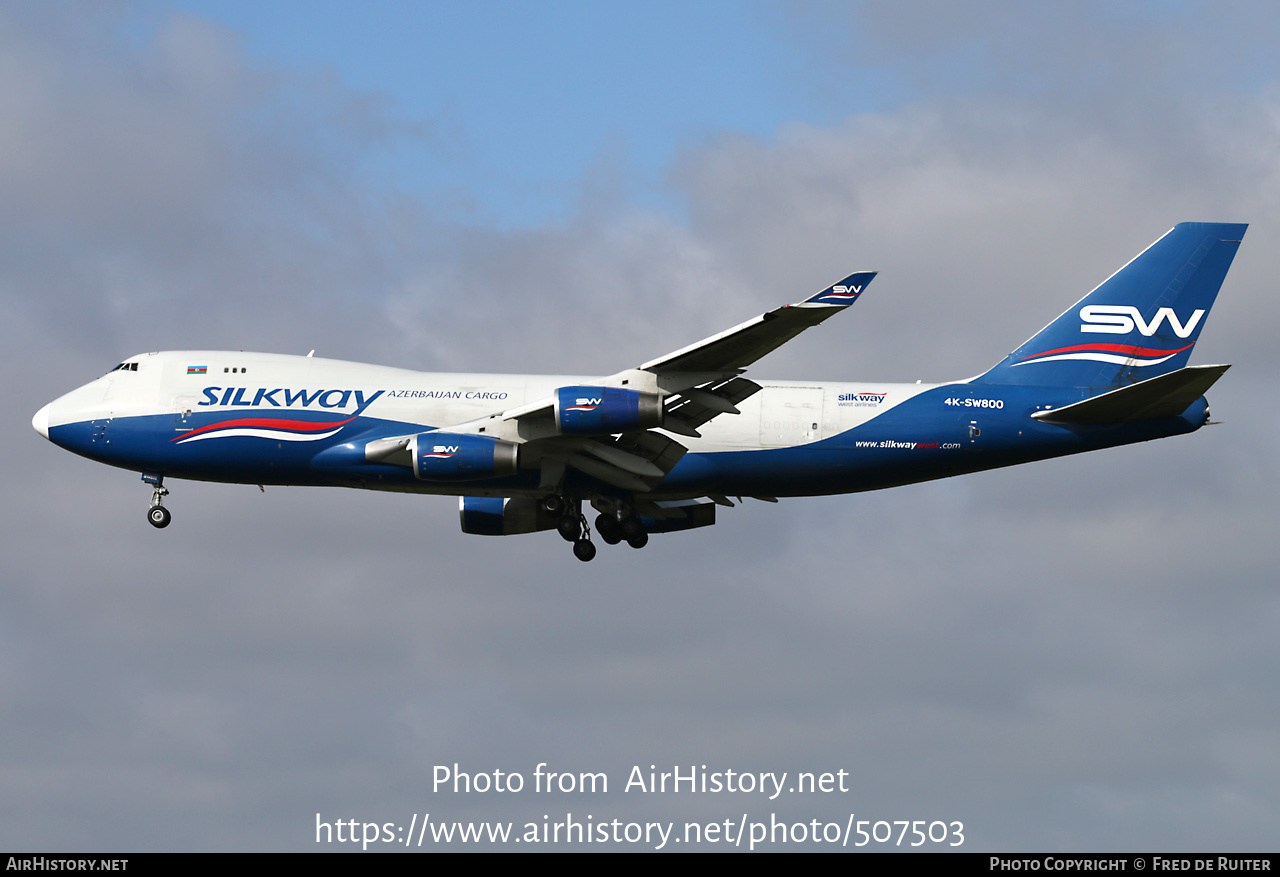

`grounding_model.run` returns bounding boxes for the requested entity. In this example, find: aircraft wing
[401,270,876,492]
[634,270,875,438]
[497,270,876,433]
